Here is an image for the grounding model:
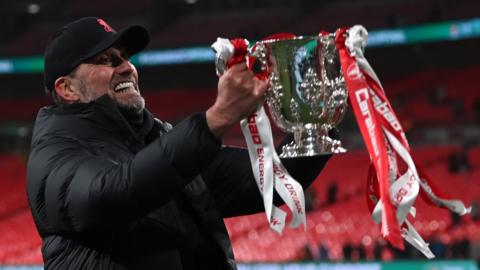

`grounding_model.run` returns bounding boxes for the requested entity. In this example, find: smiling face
[67,46,145,112]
